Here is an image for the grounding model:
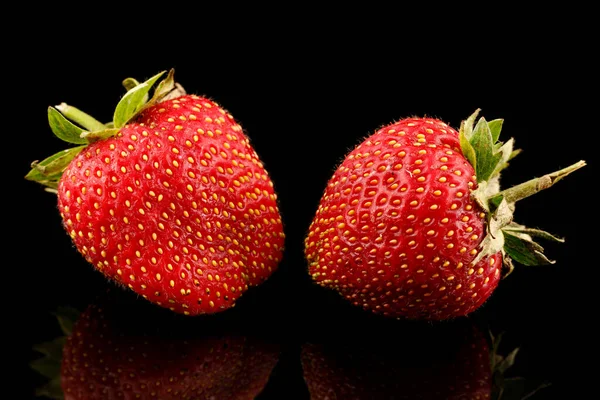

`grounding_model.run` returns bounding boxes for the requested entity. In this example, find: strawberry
[32,289,280,399]
[26,70,285,316]
[304,110,585,320]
